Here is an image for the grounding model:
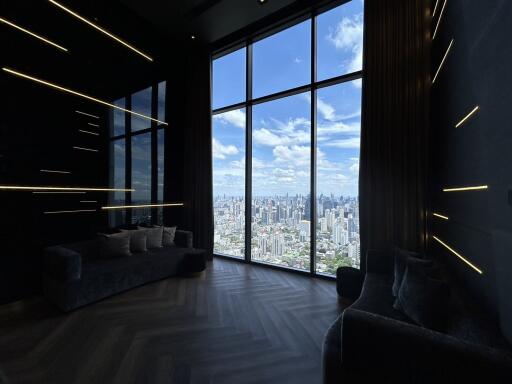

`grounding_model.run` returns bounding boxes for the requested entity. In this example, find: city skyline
[214,193,360,275]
